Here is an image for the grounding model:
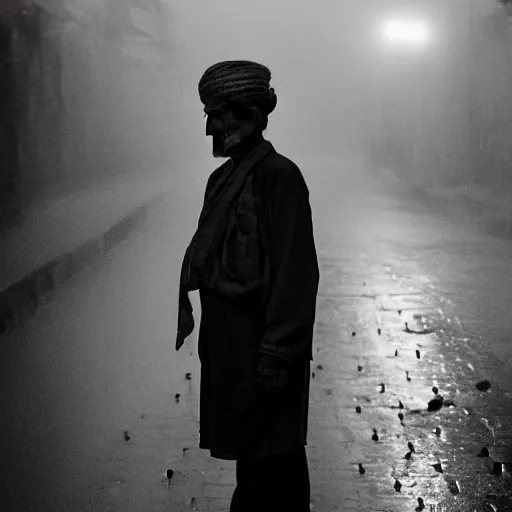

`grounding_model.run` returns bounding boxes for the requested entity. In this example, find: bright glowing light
[383,19,430,45]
